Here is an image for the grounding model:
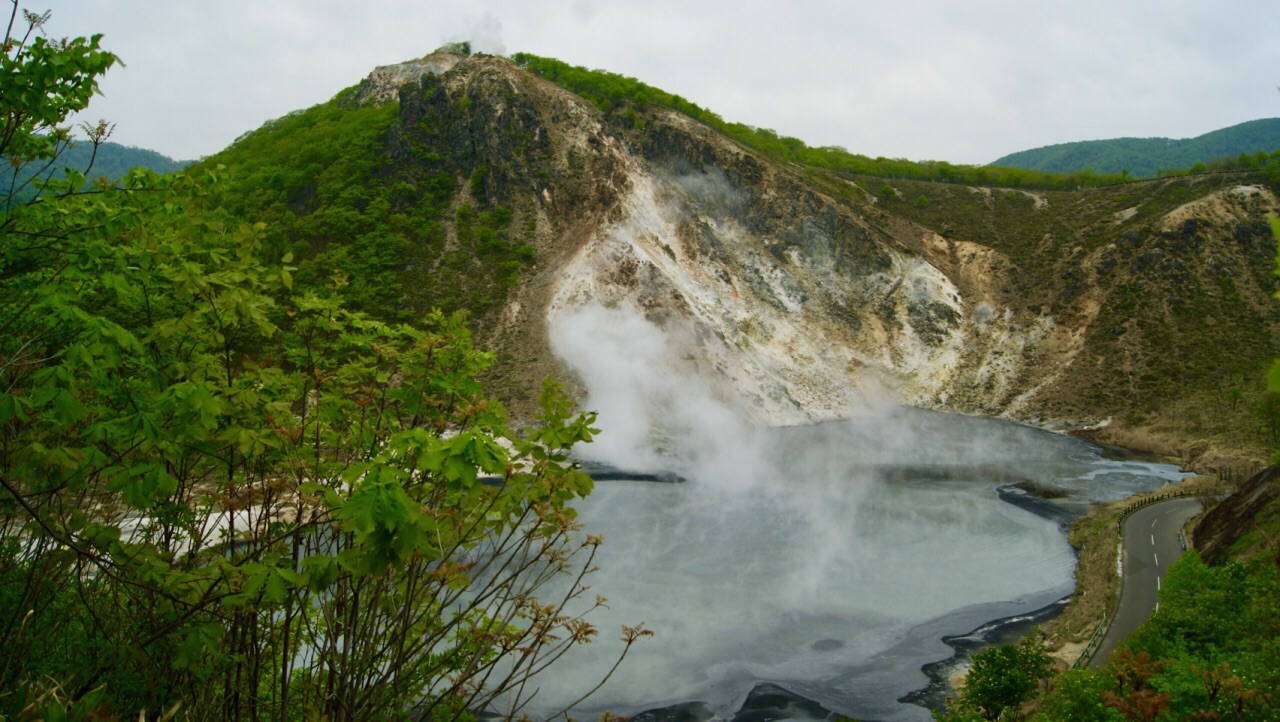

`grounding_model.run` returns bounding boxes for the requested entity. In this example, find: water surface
[516,408,1185,721]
